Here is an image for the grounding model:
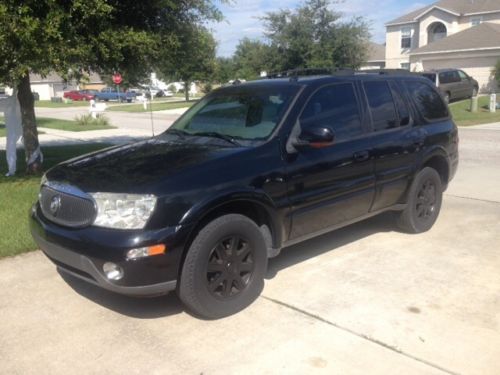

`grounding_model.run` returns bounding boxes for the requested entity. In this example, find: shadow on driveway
[58,270,185,319]
[58,212,398,318]
[267,212,398,279]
